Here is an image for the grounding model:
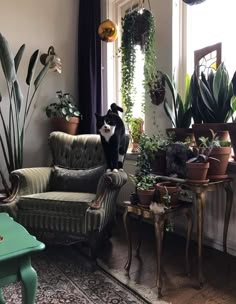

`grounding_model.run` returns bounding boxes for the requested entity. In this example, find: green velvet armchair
[0,132,128,257]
